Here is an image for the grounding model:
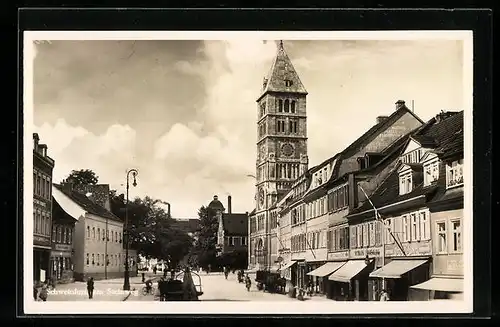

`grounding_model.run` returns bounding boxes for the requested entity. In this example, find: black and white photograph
[24,31,473,314]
